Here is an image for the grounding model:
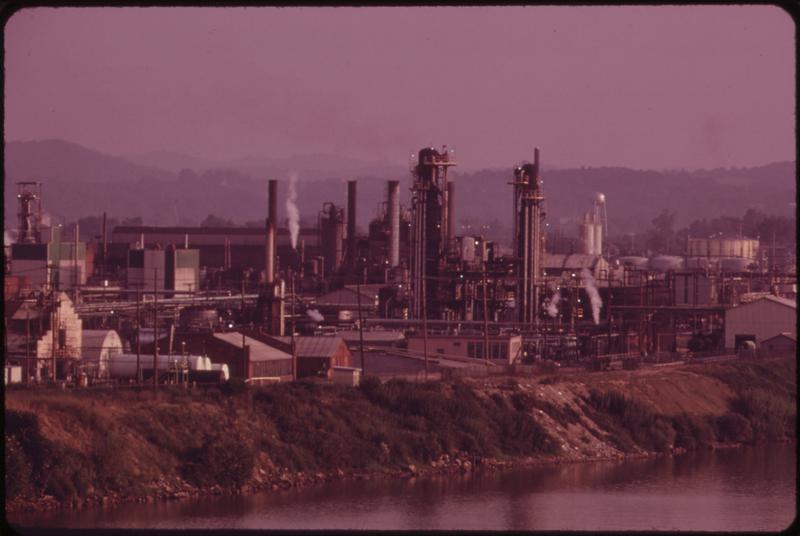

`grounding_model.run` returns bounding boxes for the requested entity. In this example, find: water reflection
[9,443,795,531]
